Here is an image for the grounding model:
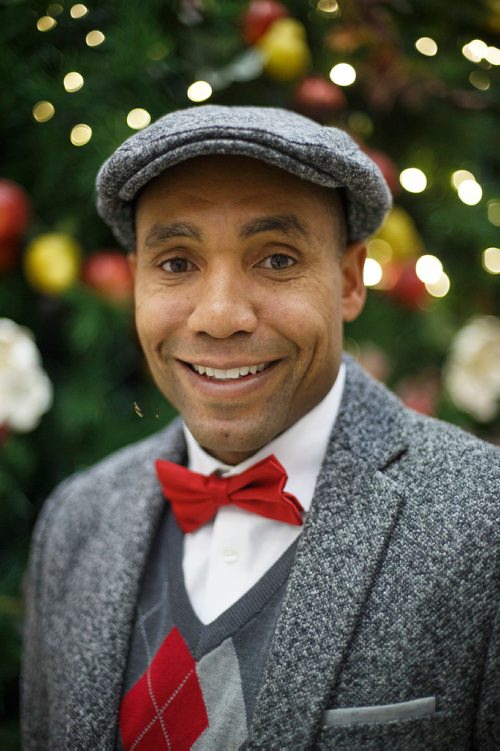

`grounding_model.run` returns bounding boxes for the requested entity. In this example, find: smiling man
[22,106,498,750]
